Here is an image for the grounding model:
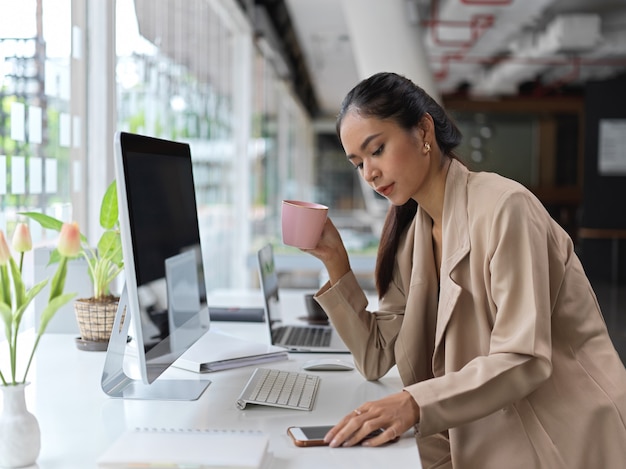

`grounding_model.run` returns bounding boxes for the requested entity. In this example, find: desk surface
[6,290,421,468]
